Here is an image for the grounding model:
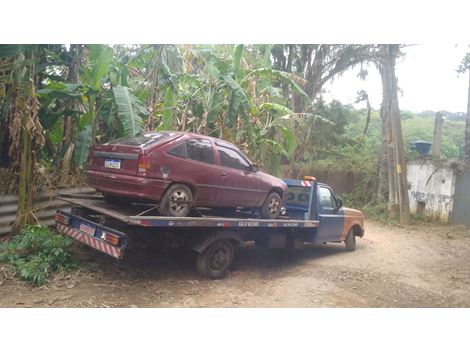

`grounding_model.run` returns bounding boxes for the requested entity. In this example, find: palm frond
[113,85,145,136]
